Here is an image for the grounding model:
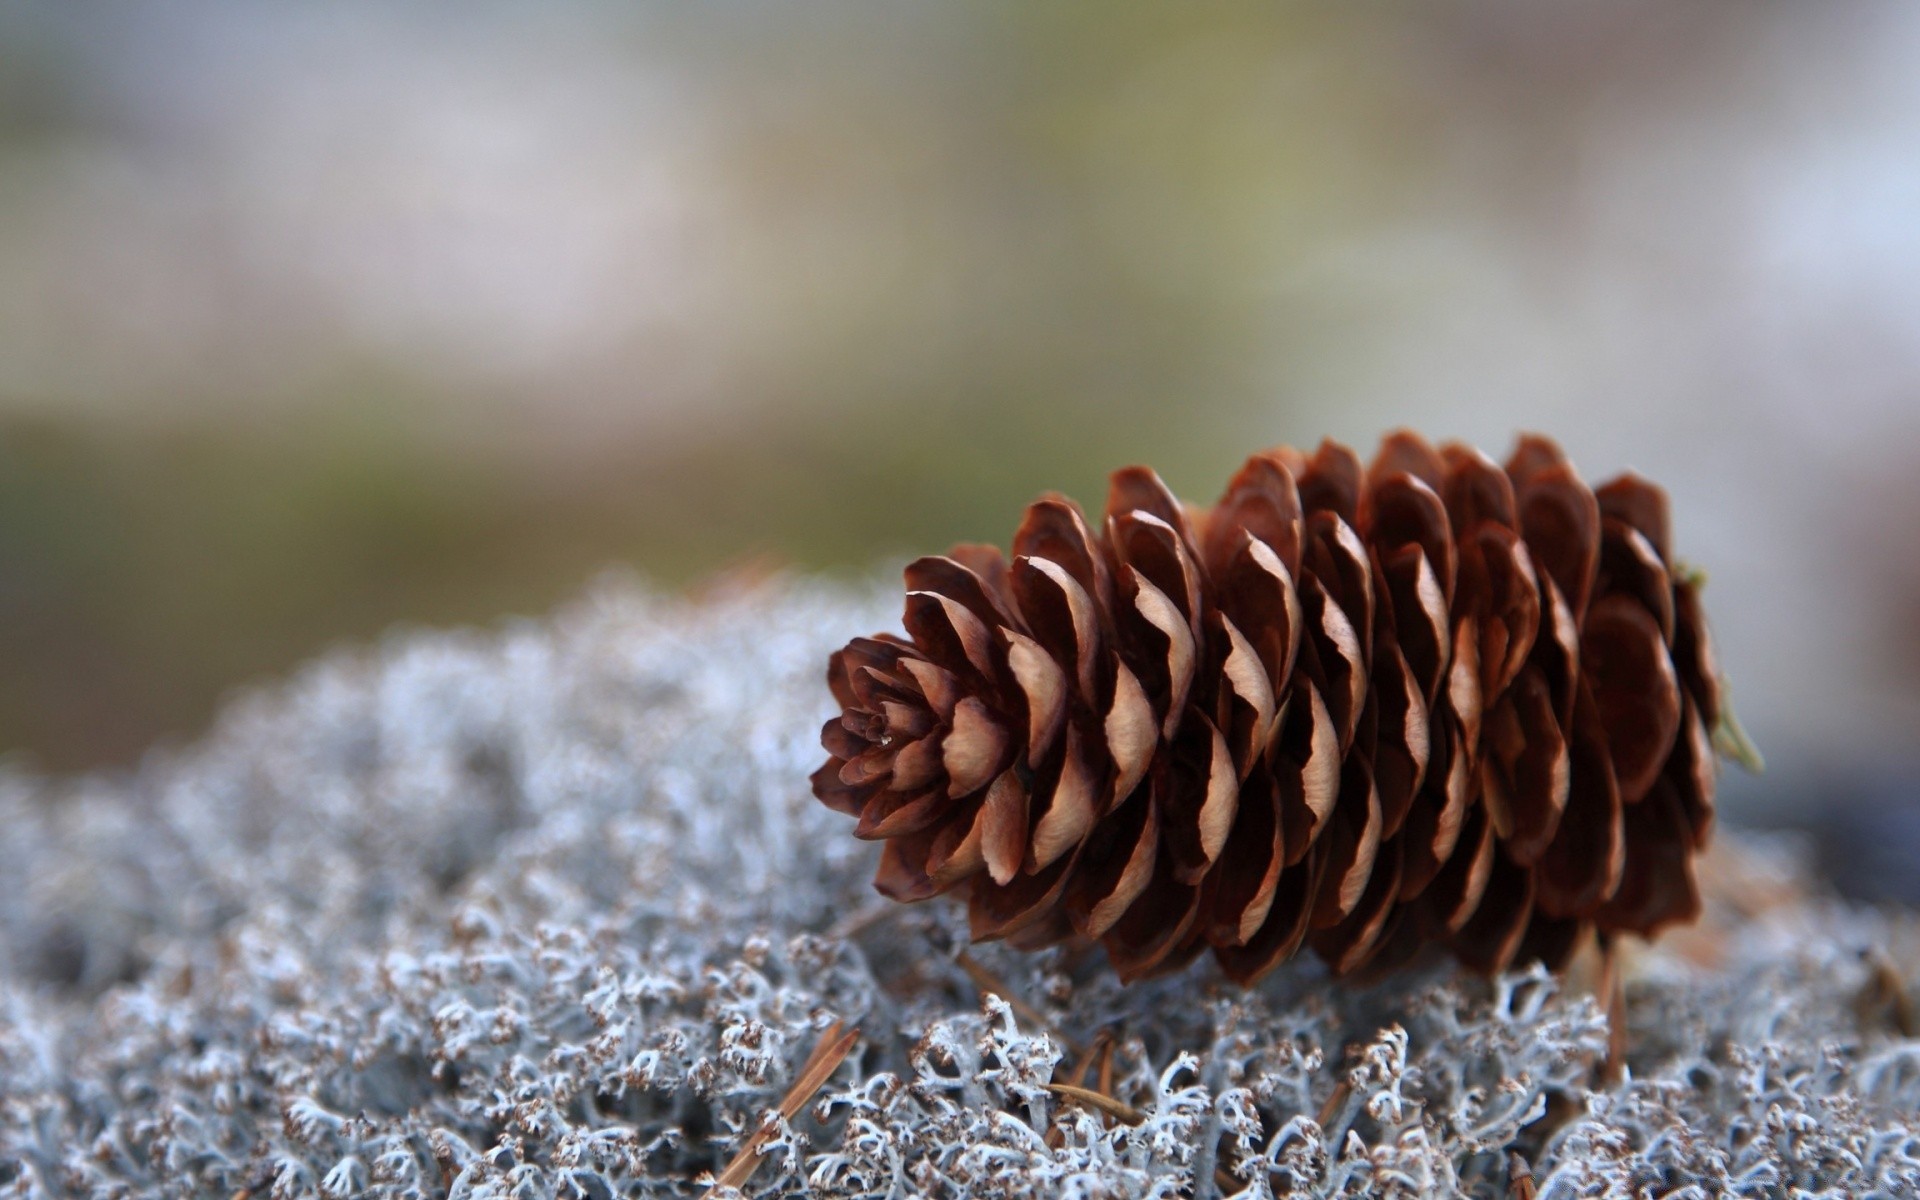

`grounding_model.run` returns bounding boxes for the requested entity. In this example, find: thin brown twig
[955,949,1084,1059]
[1064,1029,1114,1090]
[825,901,898,942]
[1046,1082,1146,1126]
[1315,1080,1351,1129]
[704,1021,860,1197]
[1507,1151,1538,1200]
[1599,938,1627,1087]
[1859,949,1919,1039]
[1048,1030,1117,1148]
